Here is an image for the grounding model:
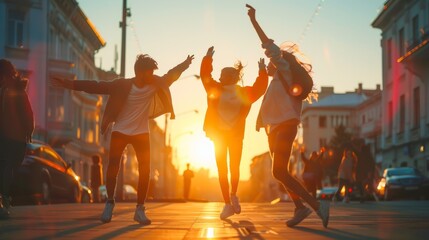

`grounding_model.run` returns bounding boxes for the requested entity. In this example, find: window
[398,28,405,57]
[399,95,405,133]
[48,88,65,121]
[319,116,327,128]
[7,9,26,48]
[412,15,419,45]
[49,29,57,58]
[41,147,66,169]
[388,101,393,136]
[413,87,420,128]
[386,38,392,69]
